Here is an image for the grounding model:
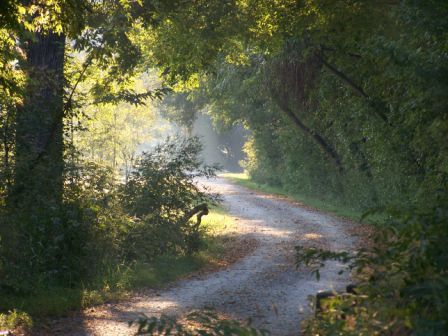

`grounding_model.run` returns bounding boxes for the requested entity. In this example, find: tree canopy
[0,0,448,334]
